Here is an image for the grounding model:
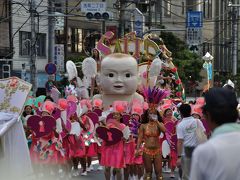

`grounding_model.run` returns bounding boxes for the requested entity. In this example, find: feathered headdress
[143,86,170,105]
